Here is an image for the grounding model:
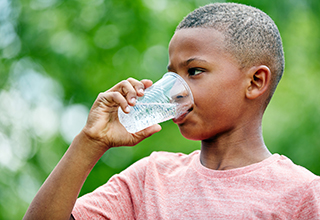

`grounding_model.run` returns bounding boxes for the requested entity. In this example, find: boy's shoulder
[120,151,199,180]
[141,150,200,173]
[149,150,199,157]
[135,151,319,185]
[149,150,199,164]
[266,154,319,184]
